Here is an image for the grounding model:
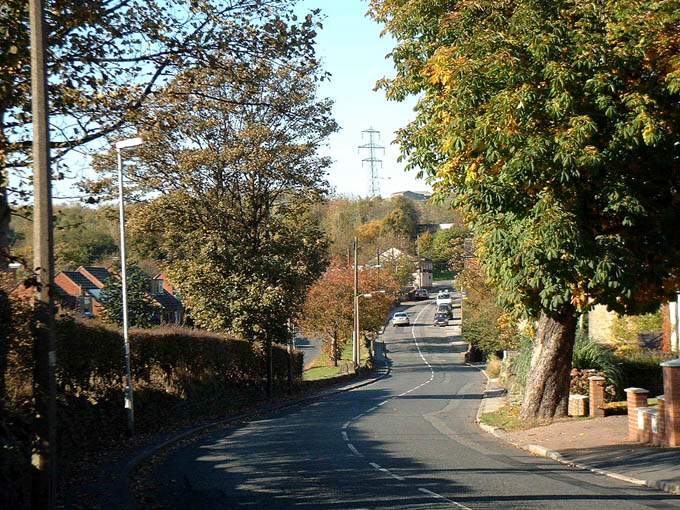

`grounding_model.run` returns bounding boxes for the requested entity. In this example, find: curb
[123,356,393,505]
[474,383,680,496]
